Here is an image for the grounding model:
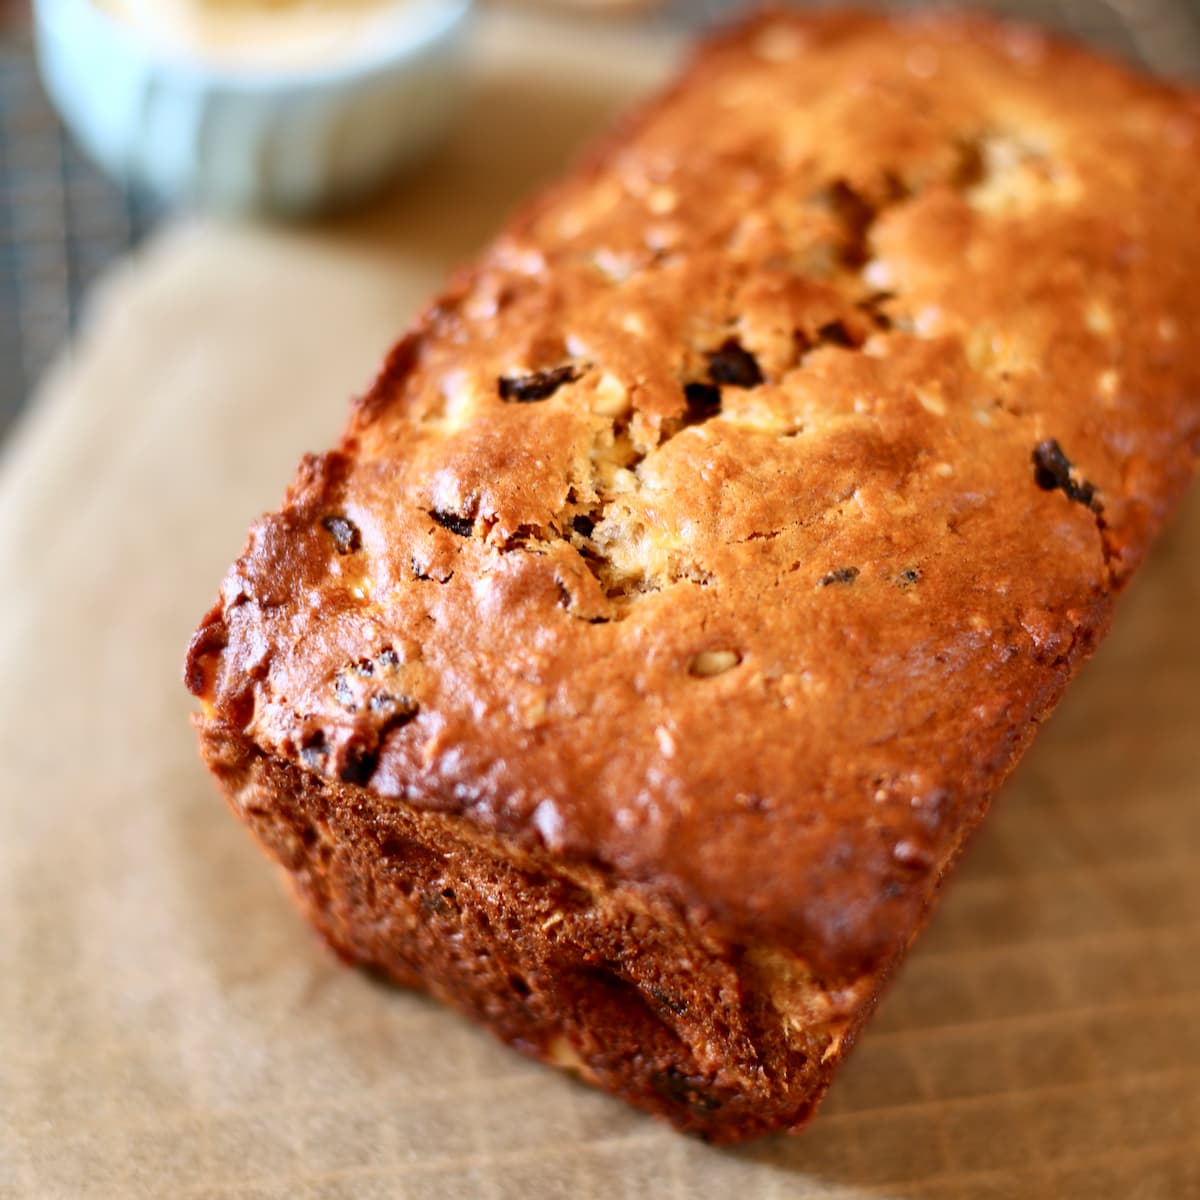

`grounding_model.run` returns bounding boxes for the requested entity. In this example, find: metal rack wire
[1,0,1197,443]
[0,25,158,441]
